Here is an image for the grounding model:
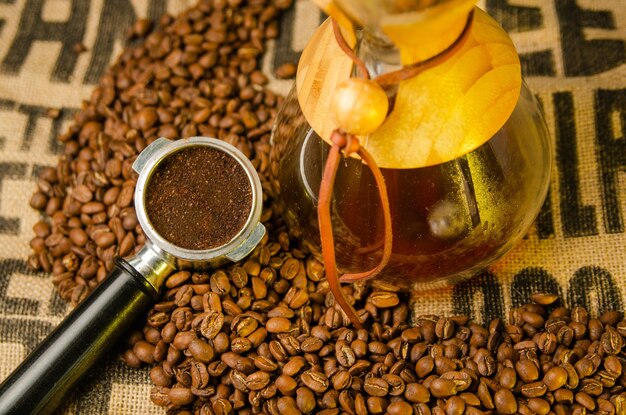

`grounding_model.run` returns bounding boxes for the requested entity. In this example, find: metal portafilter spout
[0,137,266,415]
